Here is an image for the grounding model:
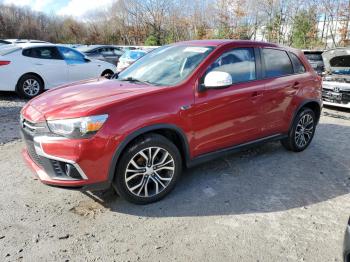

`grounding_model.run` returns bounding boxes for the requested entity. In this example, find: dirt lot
[0,91,350,262]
